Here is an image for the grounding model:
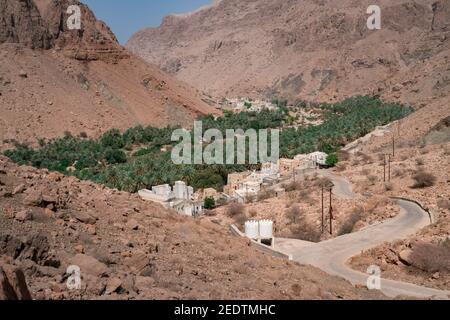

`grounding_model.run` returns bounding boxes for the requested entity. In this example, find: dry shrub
[287,206,322,242]
[233,213,247,226]
[437,199,450,210]
[245,194,257,203]
[203,210,216,217]
[410,242,450,273]
[396,140,407,149]
[361,168,371,176]
[359,153,373,164]
[258,189,274,201]
[393,169,404,177]
[443,145,450,156]
[415,158,424,166]
[290,223,322,243]
[365,196,390,213]
[418,139,427,149]
[310,172,319,180]
[316,177,333,190]
[335,163,347,172]
[227,203,245,216]
[291,284,302,296]
[286,204,301,224]
[337,150,350,161]
[367,175,378,185]
[384,182,393,191]
[283,181,302,192]
[298,189,310,199]
[338,207,364,236]
[412,170,437,188]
